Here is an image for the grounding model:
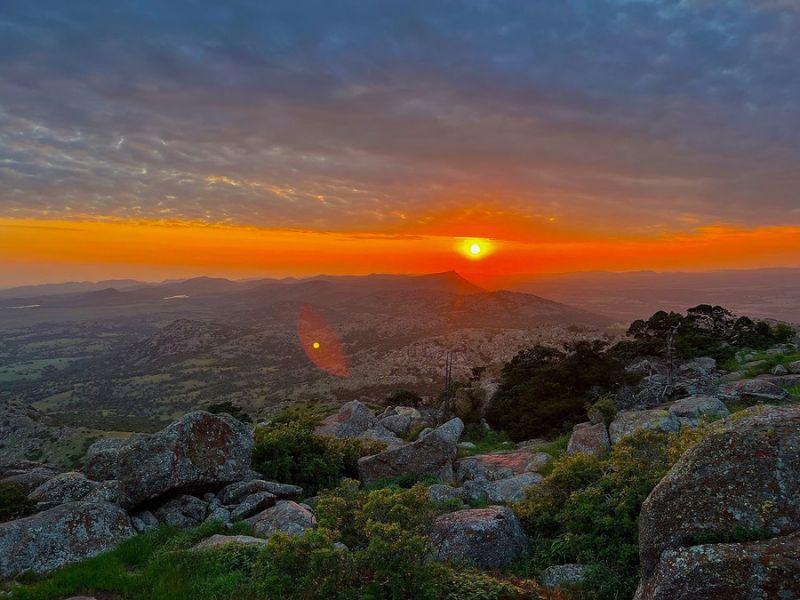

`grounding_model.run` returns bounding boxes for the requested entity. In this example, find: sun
[312,341,320,349]
[459,238,492,260]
